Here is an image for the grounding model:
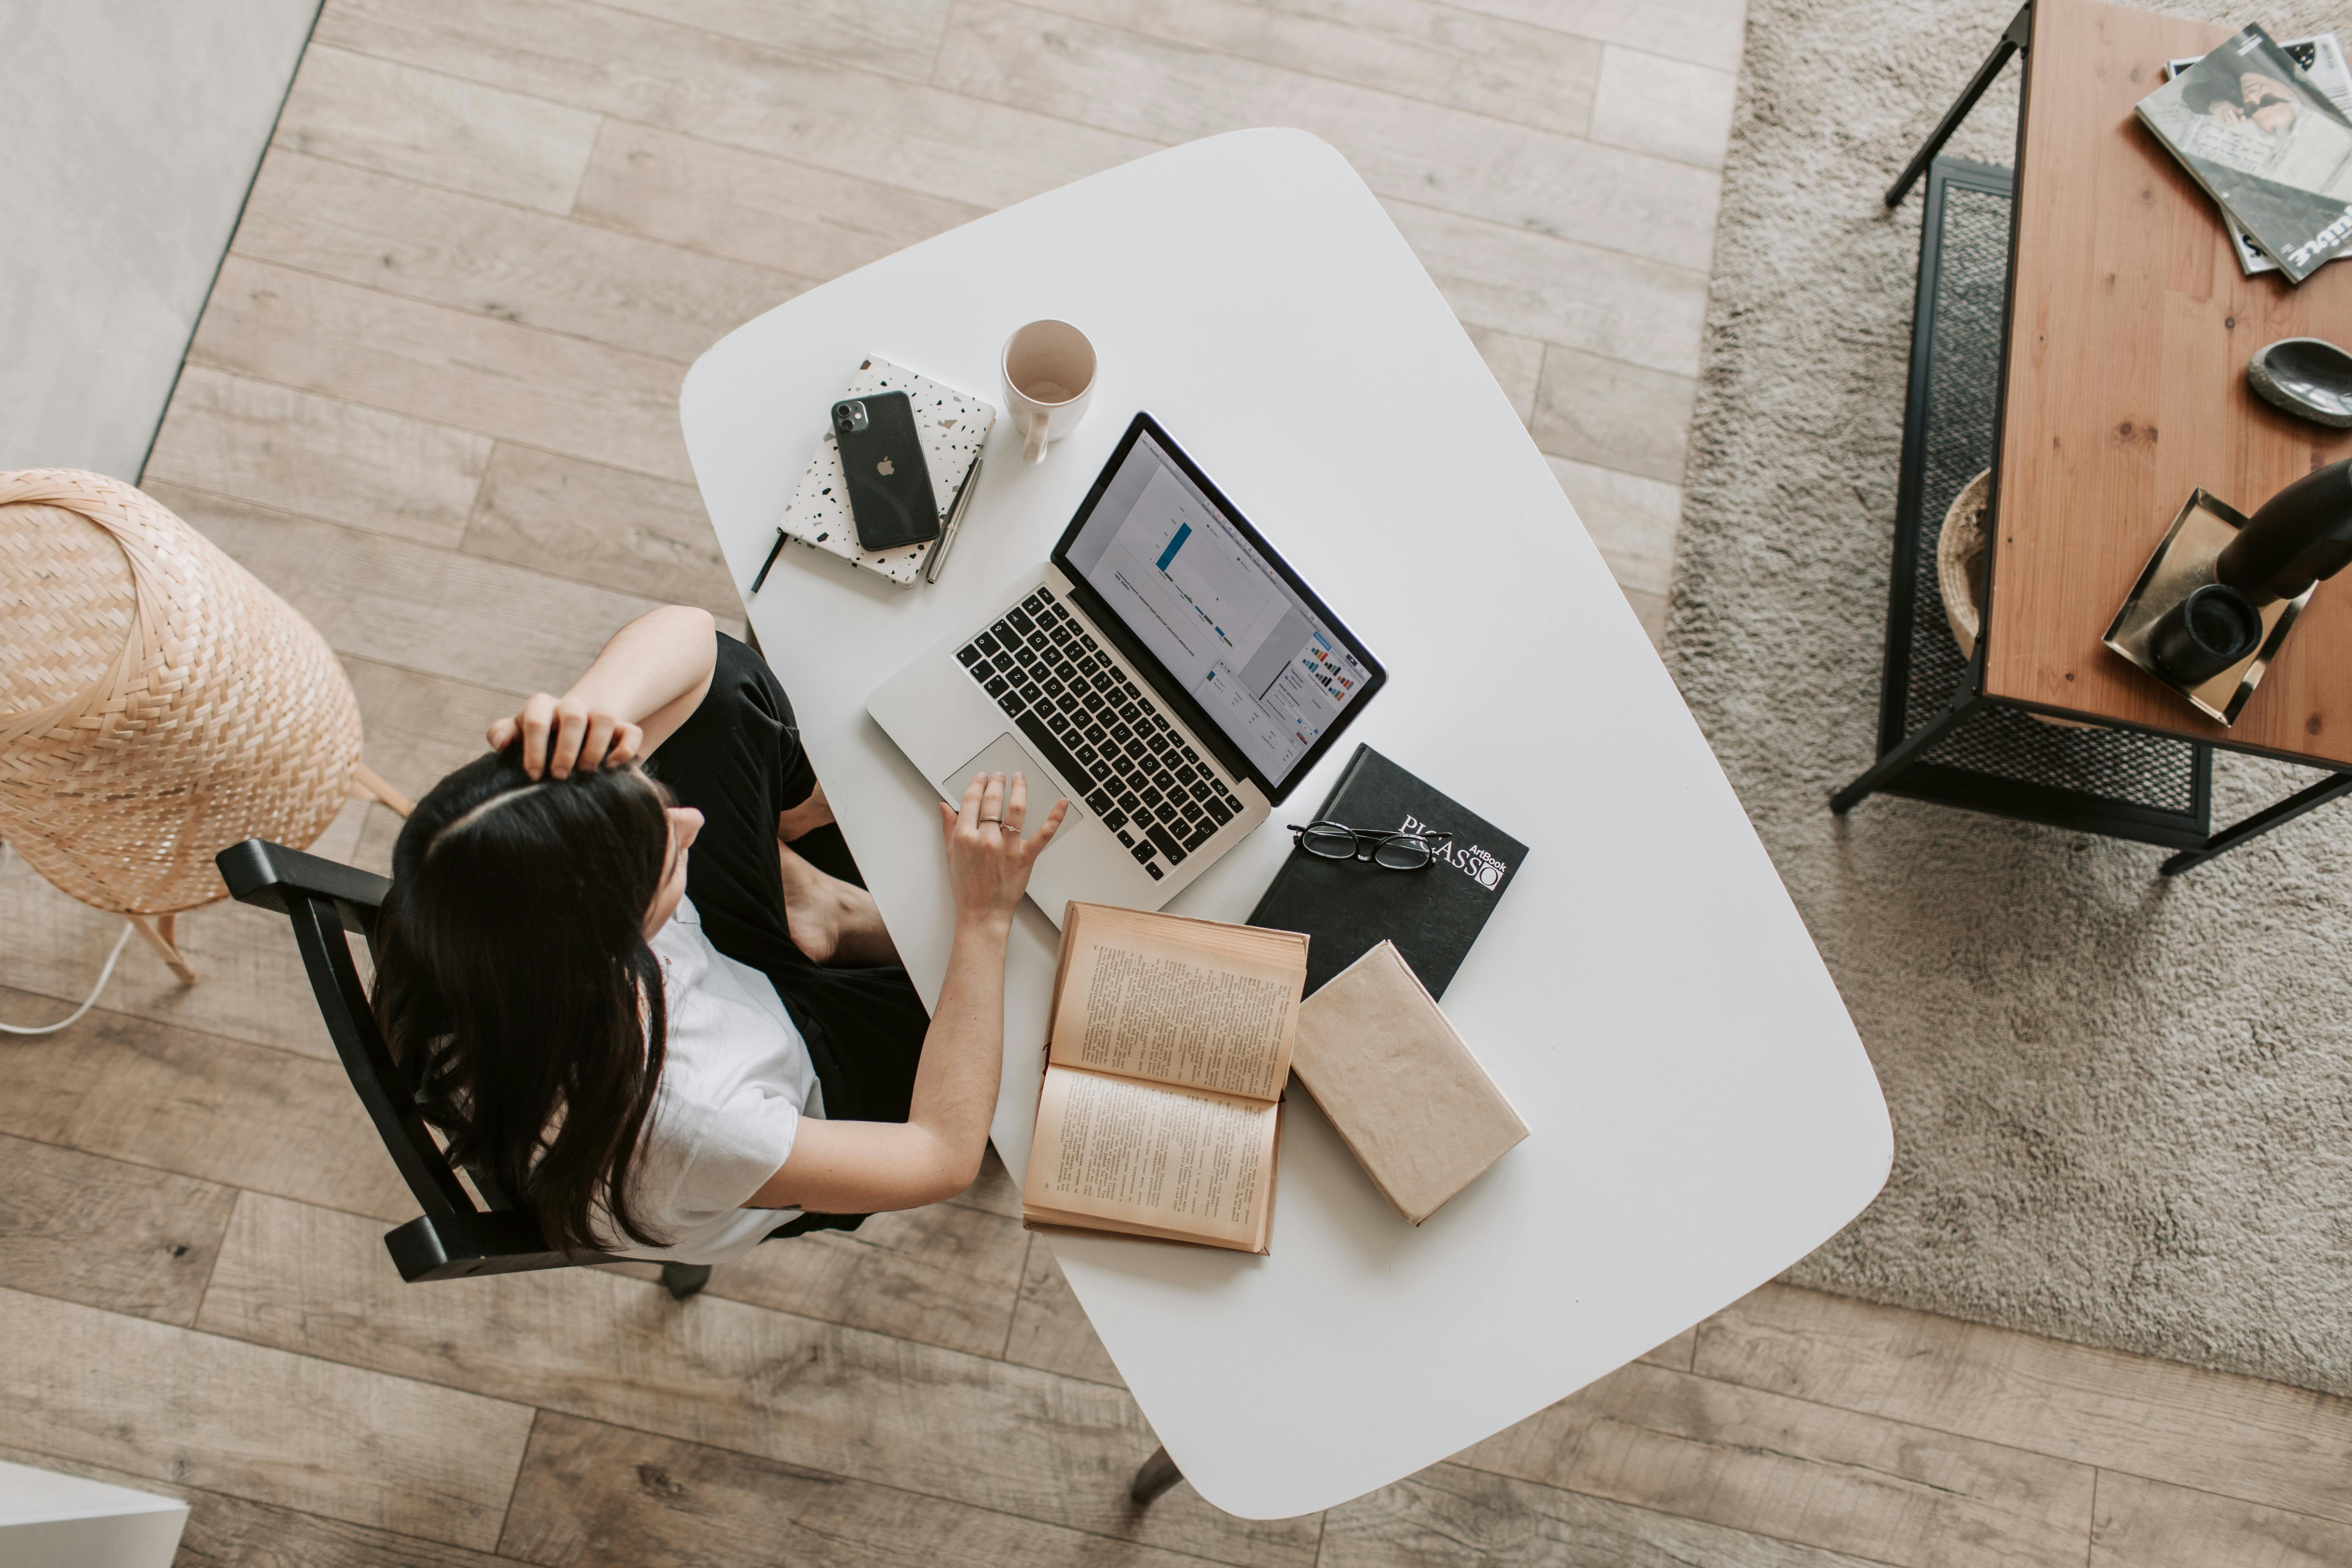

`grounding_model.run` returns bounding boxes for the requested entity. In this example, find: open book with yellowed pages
[1020,902,1308,1254]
